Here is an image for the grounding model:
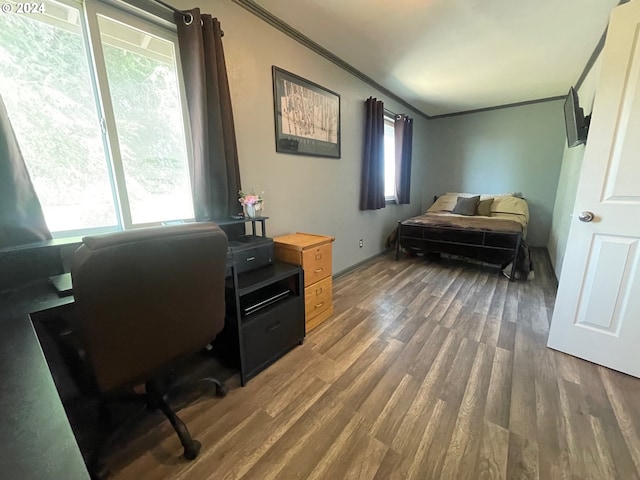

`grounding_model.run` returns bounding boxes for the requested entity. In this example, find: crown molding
[230,0,429,119]
[430,95,565,119]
